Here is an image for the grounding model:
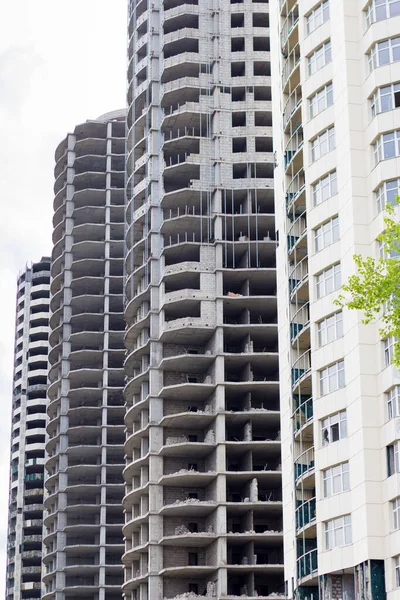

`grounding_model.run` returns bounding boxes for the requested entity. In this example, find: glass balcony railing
[285,126,304,170]
[283,83,302,130]
[282,43,300,89]
[286,169,305,213]
[289,257,308,297]
[296,497,316,530]
[291,349,311,387]
[293,395,313,431]
[294,446,314,481]
[297,548,317,580]
[287,211,307,253]
[290,302,309,341]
